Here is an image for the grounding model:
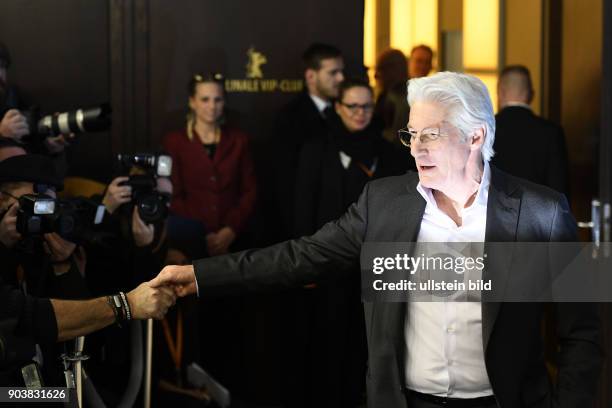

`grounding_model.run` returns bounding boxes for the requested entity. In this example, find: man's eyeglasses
[339,102,374,115]
[397,126,448,147]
